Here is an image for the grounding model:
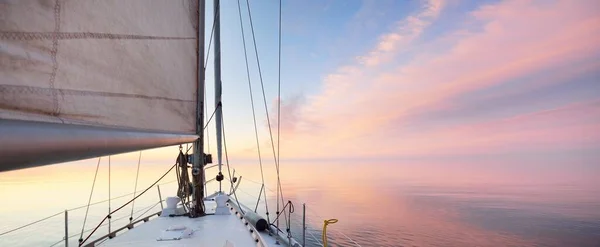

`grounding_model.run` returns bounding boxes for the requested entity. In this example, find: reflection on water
[1,155,599,246]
